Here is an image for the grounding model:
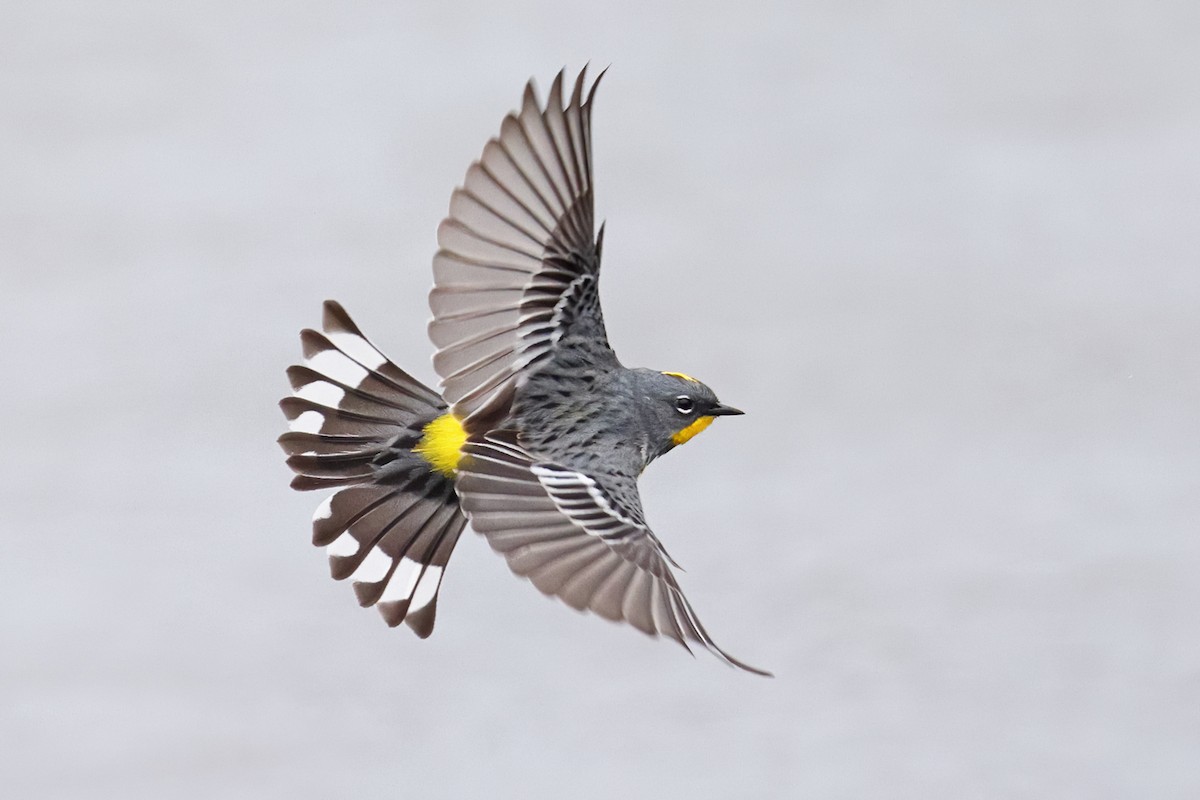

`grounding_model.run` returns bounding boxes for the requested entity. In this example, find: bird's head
[634,370,743,459]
